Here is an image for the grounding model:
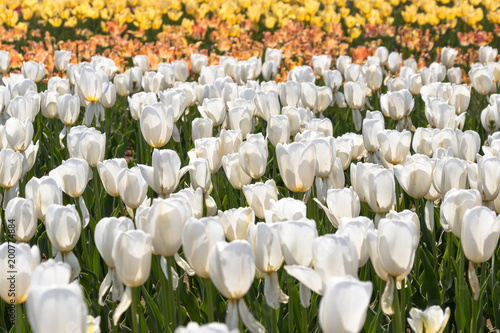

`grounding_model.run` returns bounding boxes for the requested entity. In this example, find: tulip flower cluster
[1,22,500,333]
